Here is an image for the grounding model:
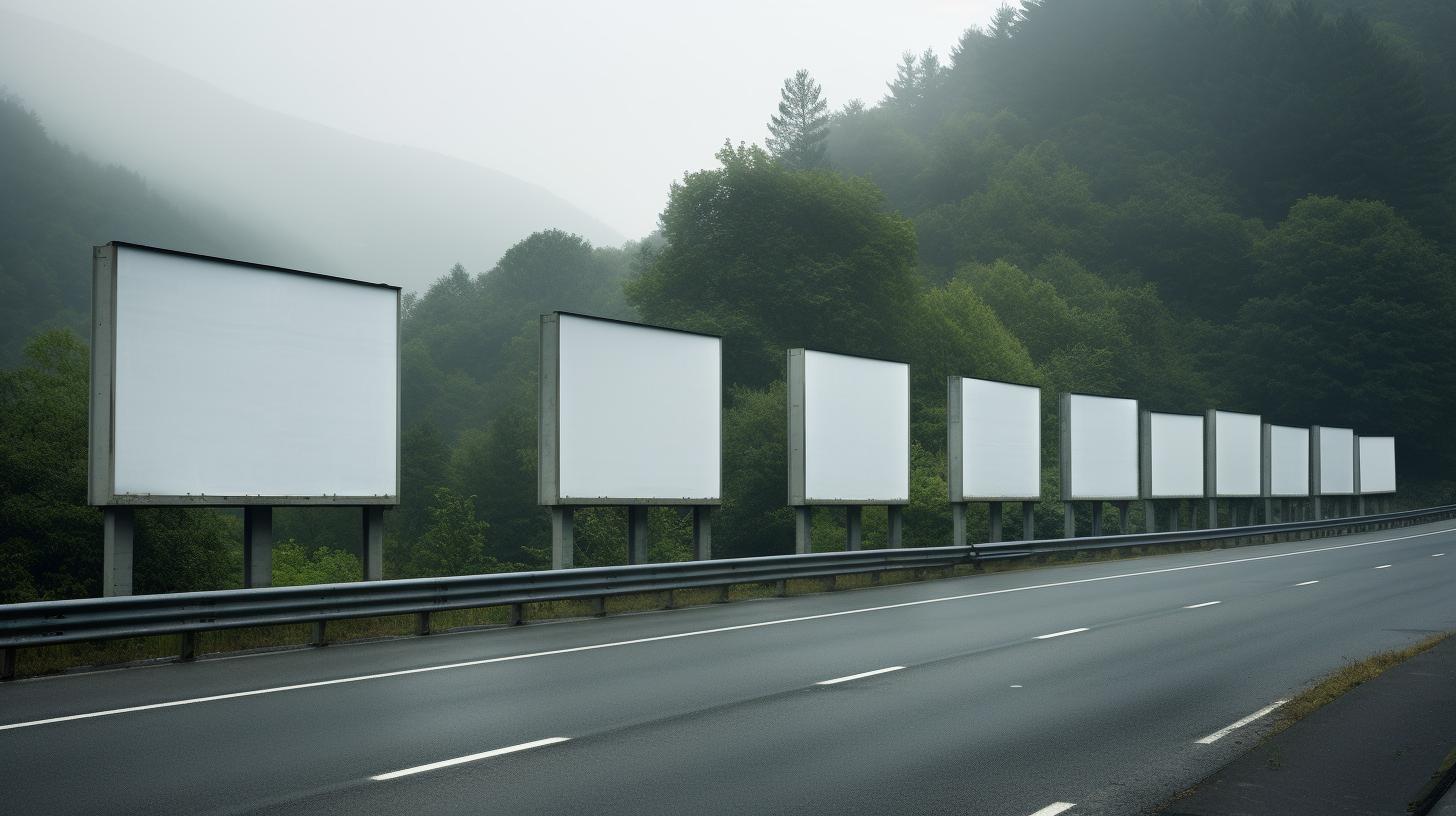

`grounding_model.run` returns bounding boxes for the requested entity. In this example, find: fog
[0,0,1002,292]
